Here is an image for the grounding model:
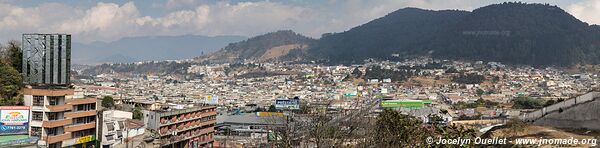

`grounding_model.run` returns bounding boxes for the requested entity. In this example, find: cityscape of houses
[1,29,600,147]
